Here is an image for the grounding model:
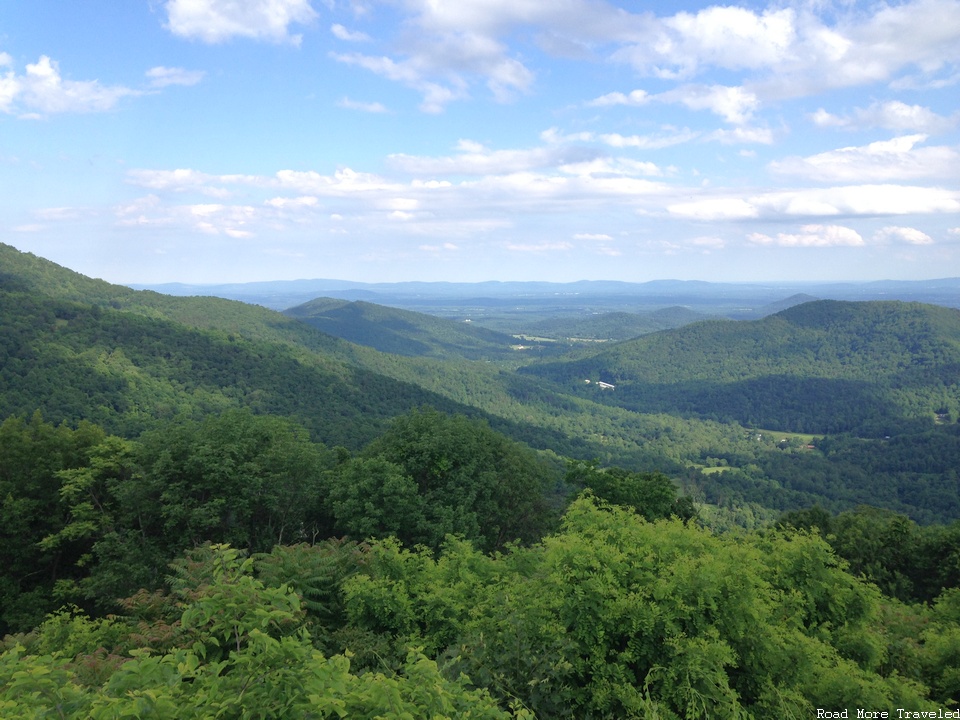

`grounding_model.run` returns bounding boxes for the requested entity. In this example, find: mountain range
[3,241,960,523]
